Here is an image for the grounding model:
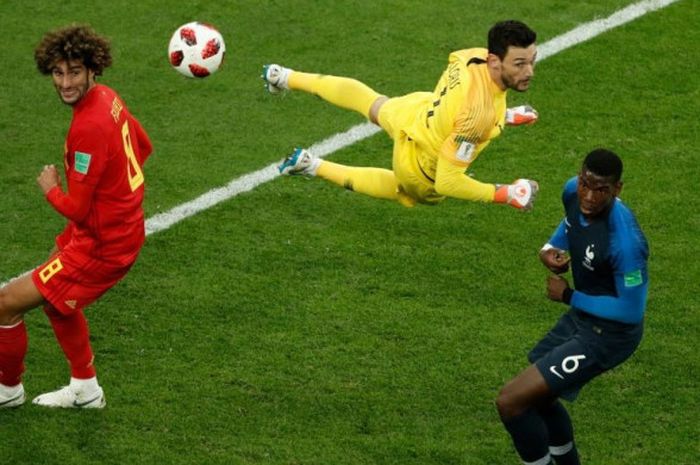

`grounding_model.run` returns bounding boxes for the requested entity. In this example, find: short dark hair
[34,24,112,76]
[488,20,537,59]
[583,148,623,182]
